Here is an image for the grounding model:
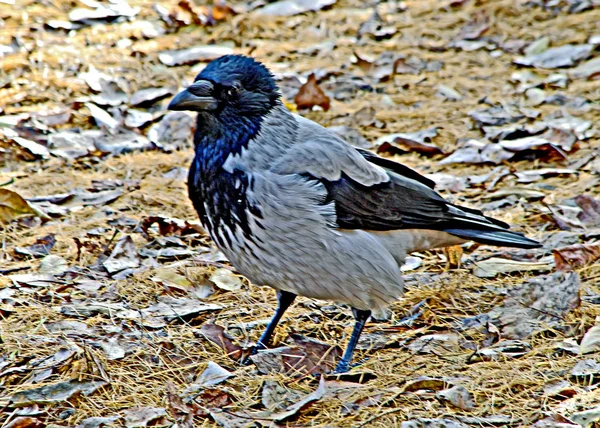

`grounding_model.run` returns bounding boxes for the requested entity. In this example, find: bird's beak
[168,80,218,112]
